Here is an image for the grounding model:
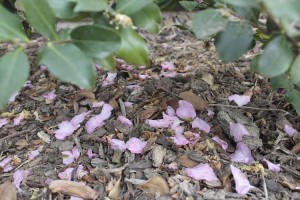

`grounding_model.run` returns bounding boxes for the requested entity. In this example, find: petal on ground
[176,100,196,121]
[231,165,254,195]
[191,117,211,133]
[126,137,147,154]
[231,142,255,164]
[284,124,297,137]
[111,139,127,152]
[212,136,228,150]
[263,159,281,173]
[117,116,133,127]
[70,111,91,126]
[55,121,79,140]
[186,163,219,182]
[228,94,251,106]
[230,122,250,142]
